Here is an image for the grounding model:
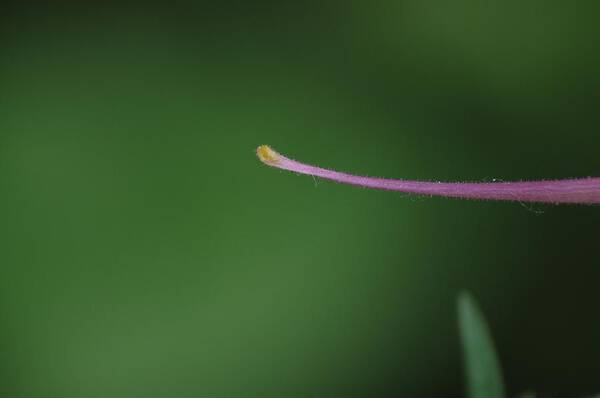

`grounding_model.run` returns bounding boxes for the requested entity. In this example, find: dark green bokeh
[1,2,599,397]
